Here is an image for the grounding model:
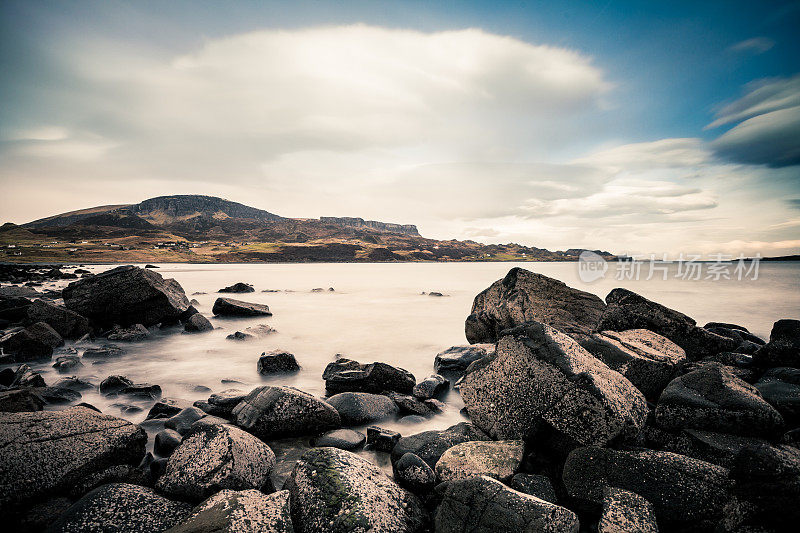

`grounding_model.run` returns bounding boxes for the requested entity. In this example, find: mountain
[2,195,612,263]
